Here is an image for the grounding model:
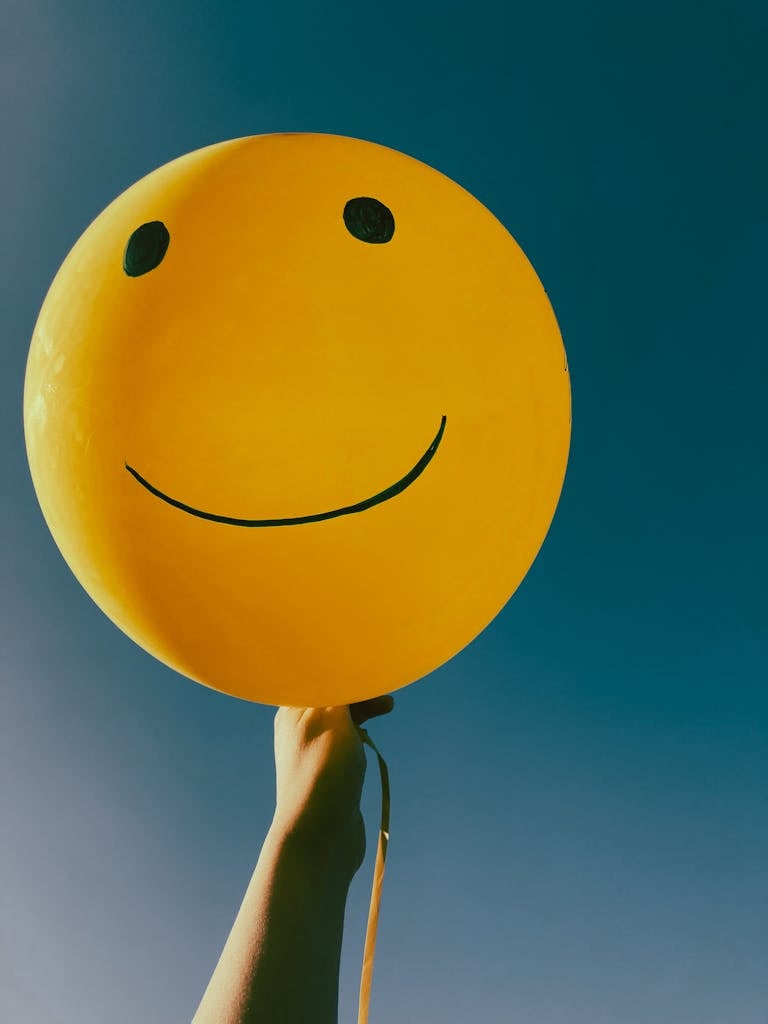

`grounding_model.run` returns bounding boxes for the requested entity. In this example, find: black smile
[125,415,447,527]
